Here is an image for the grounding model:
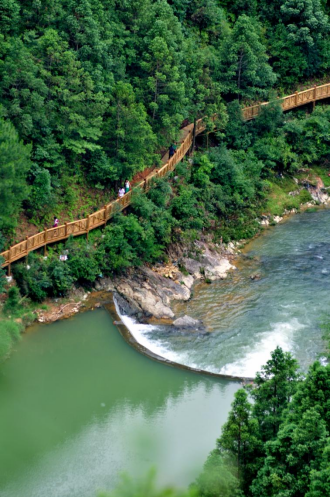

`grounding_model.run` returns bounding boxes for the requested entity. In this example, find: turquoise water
[125,209,330,377]
[0,310,238,497]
